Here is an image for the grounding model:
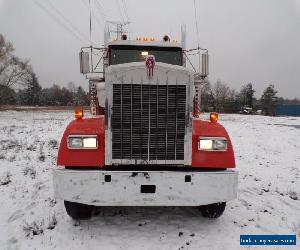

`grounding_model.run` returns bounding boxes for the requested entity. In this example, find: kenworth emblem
[145,55,155,78]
